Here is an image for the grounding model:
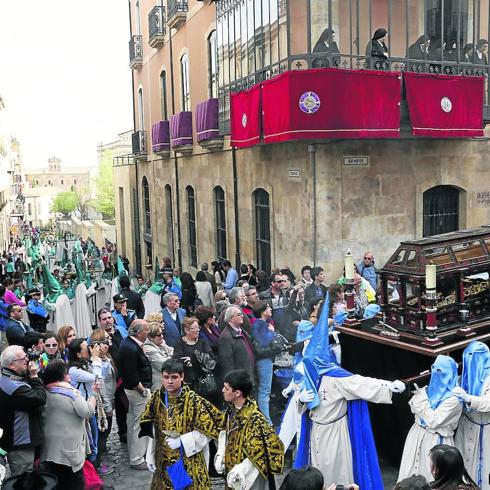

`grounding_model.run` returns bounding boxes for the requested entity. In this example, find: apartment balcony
[129,35,143,69]
[113,154,135,167]
[167,0,188,29]
[196,98,223,151]
[148,6,166,48]
[132,130,148,160]
[152,120,170,157]
[170,112,193,156]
